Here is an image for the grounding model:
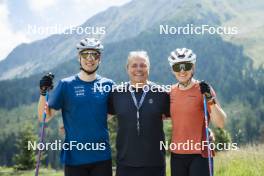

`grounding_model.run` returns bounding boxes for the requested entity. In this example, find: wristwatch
[208,98,216,106]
